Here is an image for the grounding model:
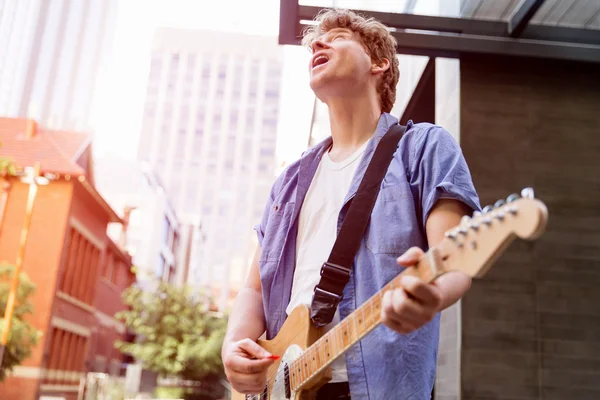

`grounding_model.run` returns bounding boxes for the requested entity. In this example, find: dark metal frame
[508,0,547,37]
[280,1,600,63]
